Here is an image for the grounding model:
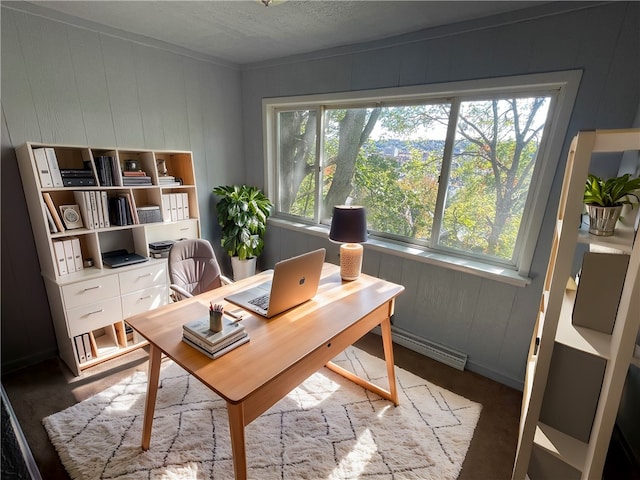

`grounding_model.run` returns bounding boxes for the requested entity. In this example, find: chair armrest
[220,275,234,285]
[169,284,193,301]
